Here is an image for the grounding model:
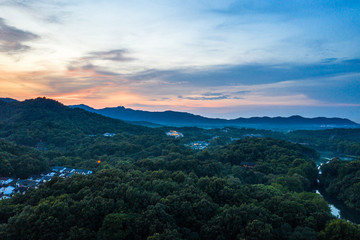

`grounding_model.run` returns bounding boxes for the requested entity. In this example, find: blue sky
[0,0,359,121]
